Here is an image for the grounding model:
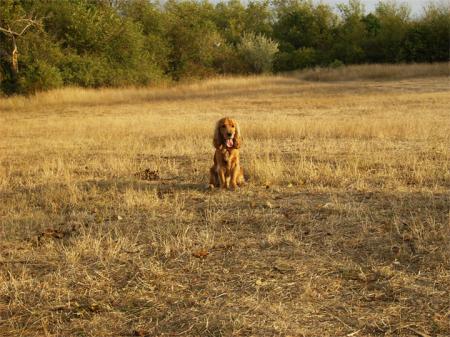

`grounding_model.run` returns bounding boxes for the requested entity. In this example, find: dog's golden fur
[209,117,244,189]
